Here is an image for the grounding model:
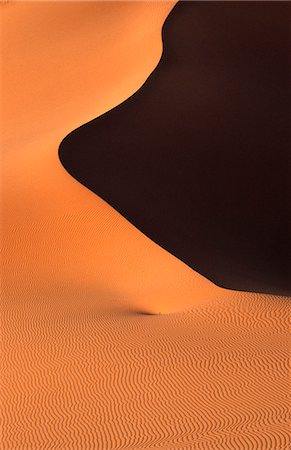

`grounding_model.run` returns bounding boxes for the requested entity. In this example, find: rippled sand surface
[1,2,290,448]
[1,290,289,448]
